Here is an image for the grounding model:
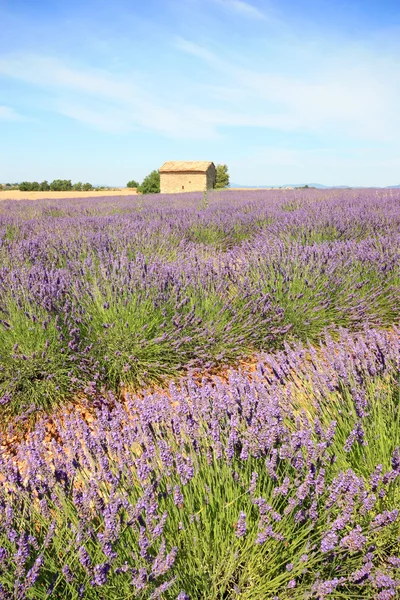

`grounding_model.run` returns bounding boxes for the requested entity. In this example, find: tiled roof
[159,161,214,173]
